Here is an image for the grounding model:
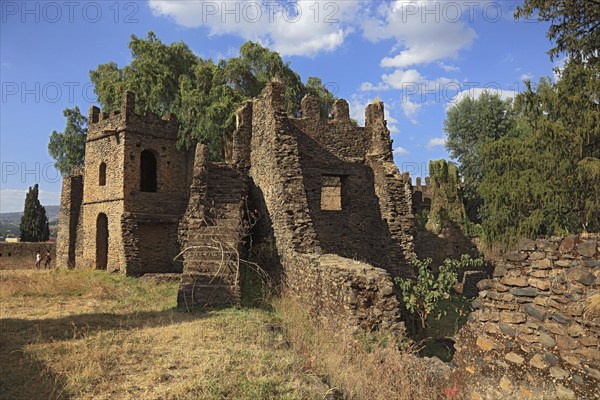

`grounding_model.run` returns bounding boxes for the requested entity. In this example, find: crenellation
[300,95,321,120]
[411,175,432,215]
[87,92,178,142]
[89,105,100,123]
[332,99,350,121]
[121,91,135,121]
